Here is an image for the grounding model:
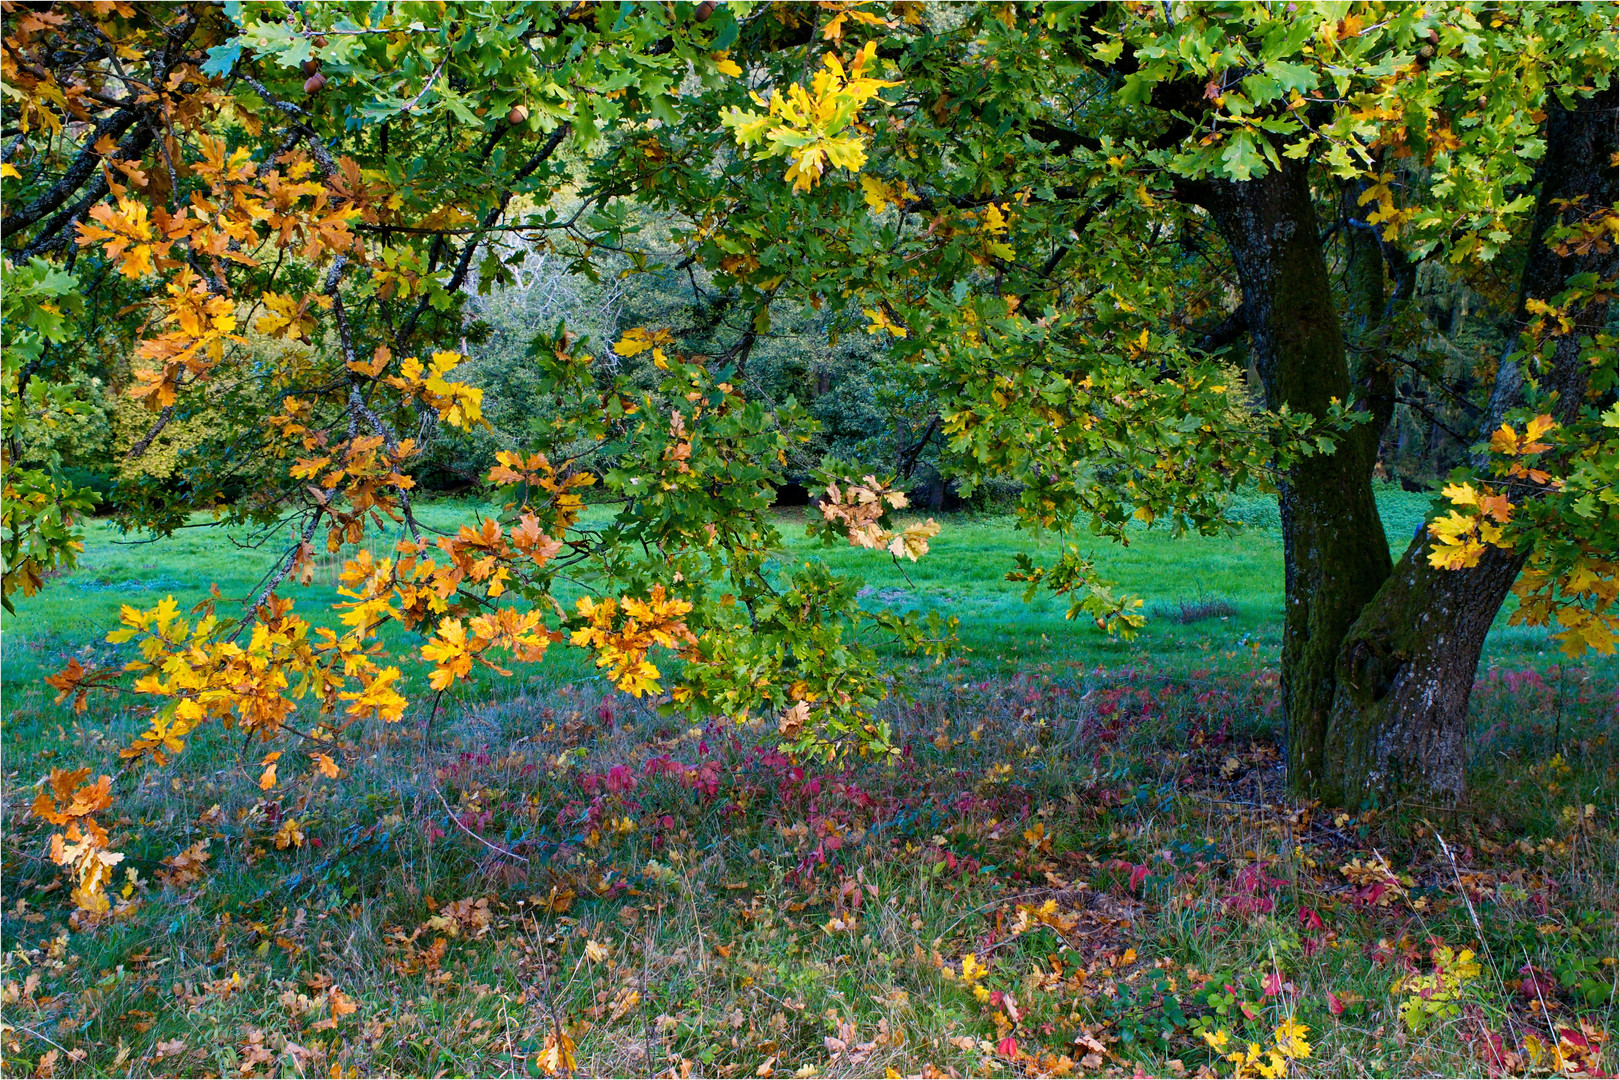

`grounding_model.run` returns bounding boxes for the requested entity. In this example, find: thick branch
[2,108,141,236]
